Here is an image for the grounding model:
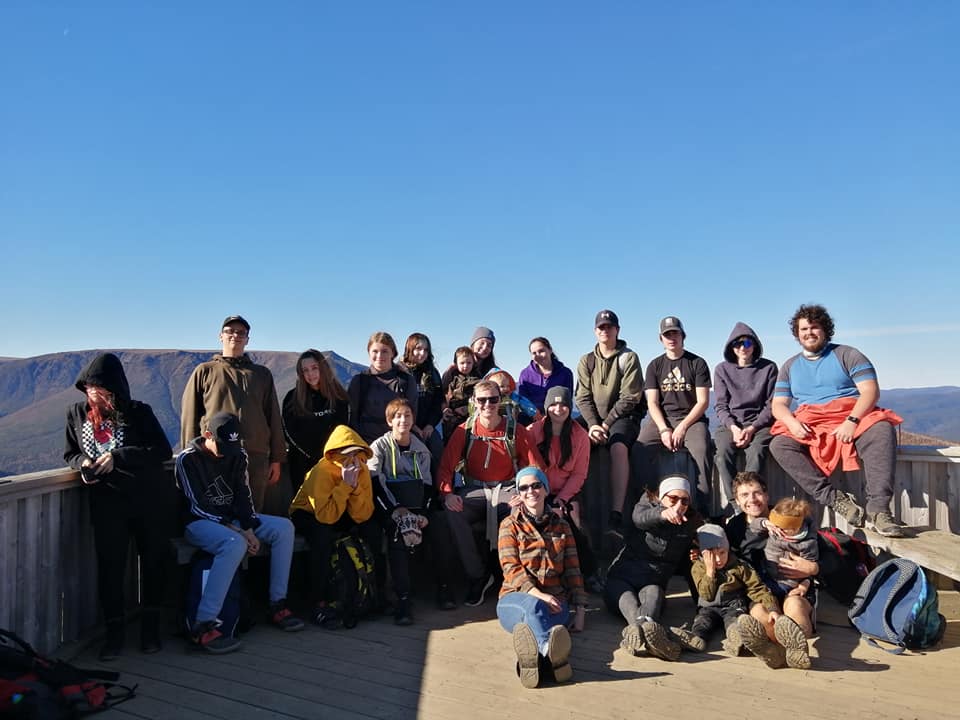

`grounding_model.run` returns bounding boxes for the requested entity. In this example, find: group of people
[63,304,907,686]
